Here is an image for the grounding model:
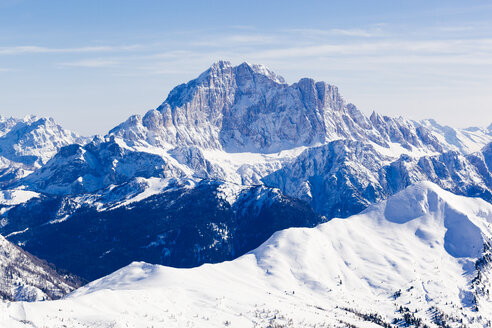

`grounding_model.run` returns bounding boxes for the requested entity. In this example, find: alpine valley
[0,61,491,327]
